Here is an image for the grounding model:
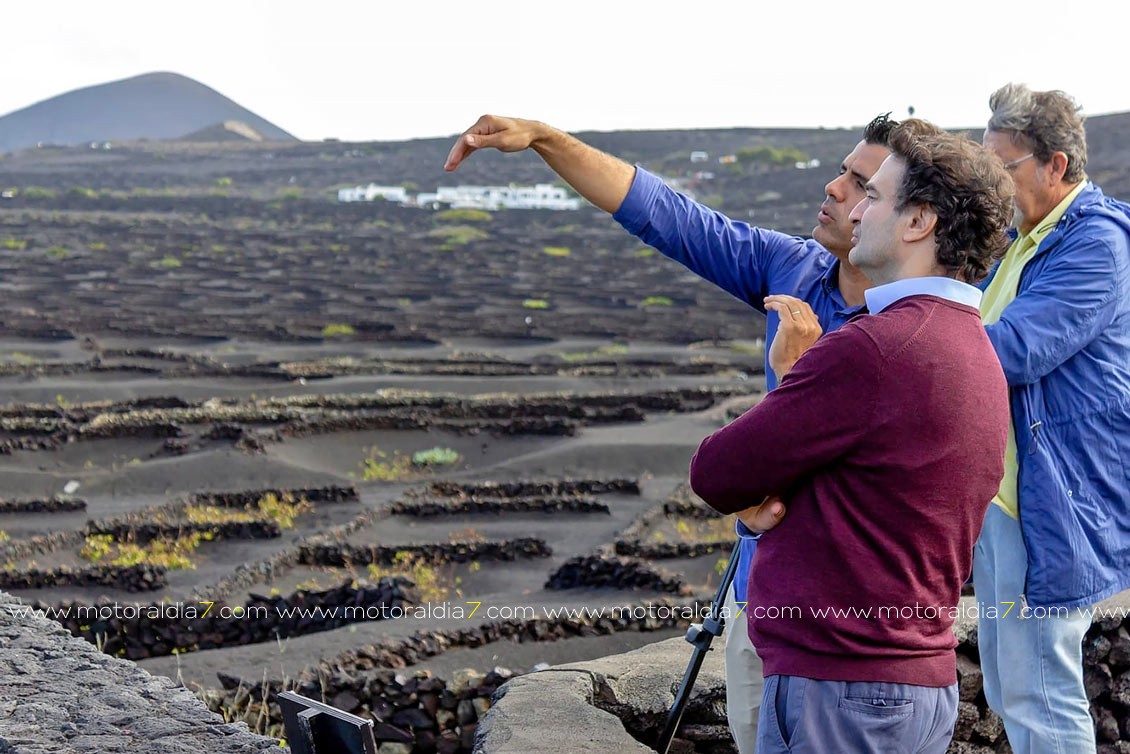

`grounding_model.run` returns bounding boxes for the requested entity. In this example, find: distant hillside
[2,110,1128,229]
[0,72,296,153]
[179,120,274,143]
